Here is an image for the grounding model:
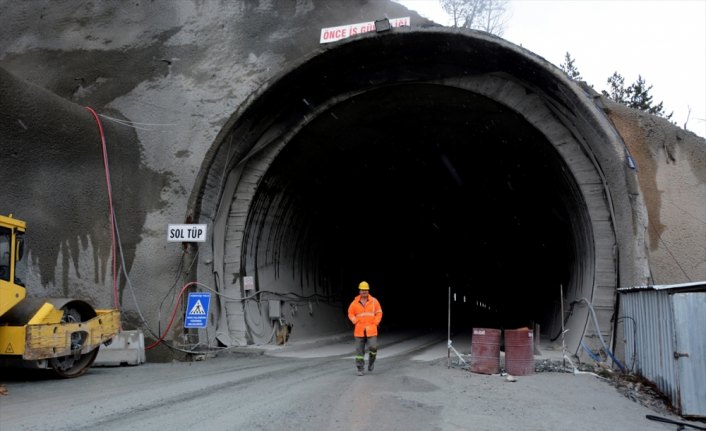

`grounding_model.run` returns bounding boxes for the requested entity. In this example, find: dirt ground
[2,333,704,431]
